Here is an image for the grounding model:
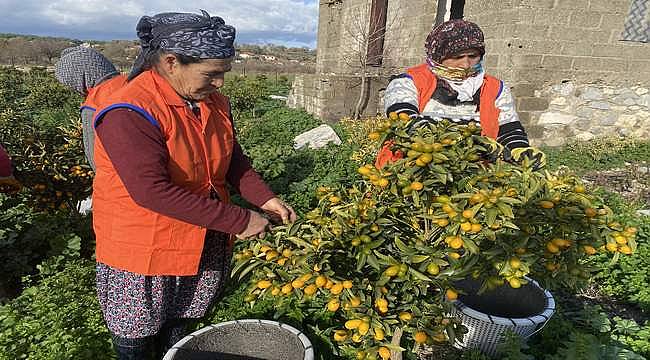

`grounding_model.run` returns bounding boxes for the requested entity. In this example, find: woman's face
[440,49,481,69]
[164,56,232,101]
